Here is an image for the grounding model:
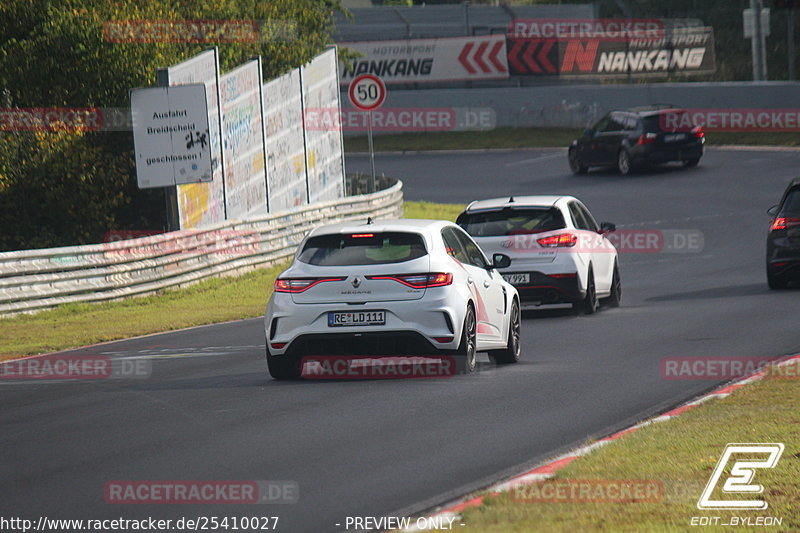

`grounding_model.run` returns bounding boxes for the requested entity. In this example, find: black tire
[490,299,521,364]
[683,157,700,168]
[455,304,477,374]
[617,149,632,175]
[767,271,788,290]
[569,148,588,175]
[266,345,302,380]
[573,268,598,315]
[603,263,621,308]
